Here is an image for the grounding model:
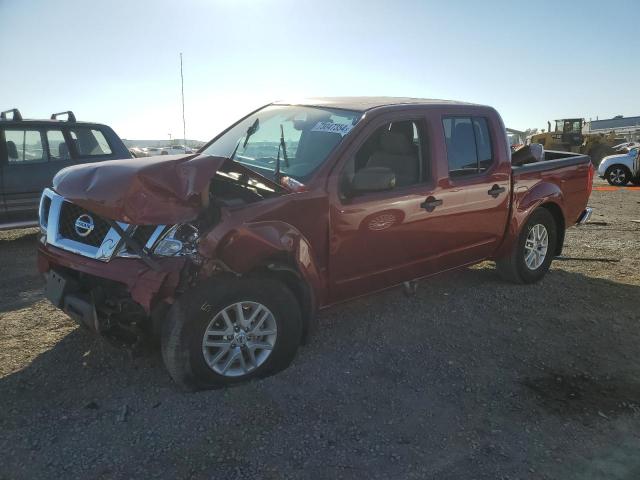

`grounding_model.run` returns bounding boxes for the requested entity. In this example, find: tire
[496,208,558,284]
[161,275,303,390]
[605,165,631,186]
